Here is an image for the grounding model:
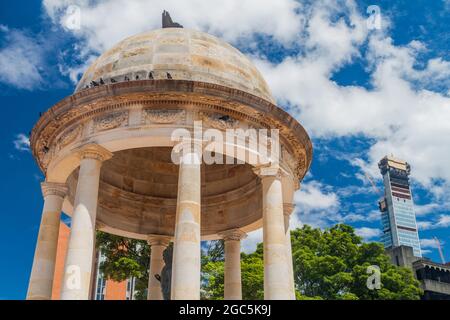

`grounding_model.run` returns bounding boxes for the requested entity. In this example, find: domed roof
[76,28,275,103]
